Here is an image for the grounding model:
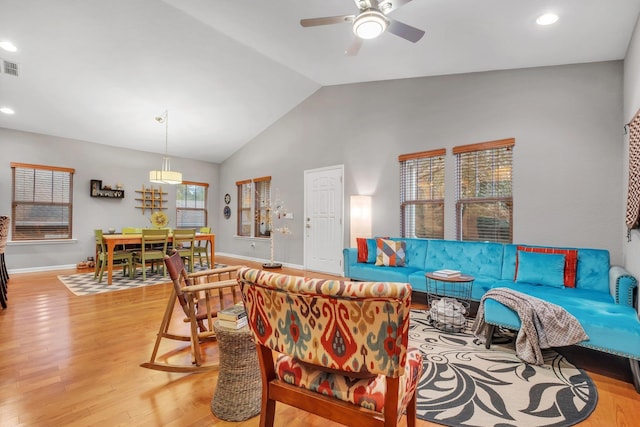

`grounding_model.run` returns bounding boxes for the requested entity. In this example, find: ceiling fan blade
[300,15,354,27]
[387,19,425,43]
[379,0,413,14]
[345,37,363,56]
